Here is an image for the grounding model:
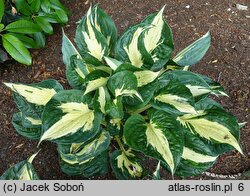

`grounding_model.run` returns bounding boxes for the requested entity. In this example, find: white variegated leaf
[143,6,165,58]
[124,111,183,175]
[25,117,42,125]
[182,147,217,163]
[116,150,143,178]
[146,122,174,174]
[185,85,211,97]
[123,27,144,67]
[104,56,122,71]
[134,70,161,87]
[4,83,57,106]
[84,77,108,95]
[177,111,243,154]
[155,94,196,114]
[59,130,110,164]
[40,102,95,142]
